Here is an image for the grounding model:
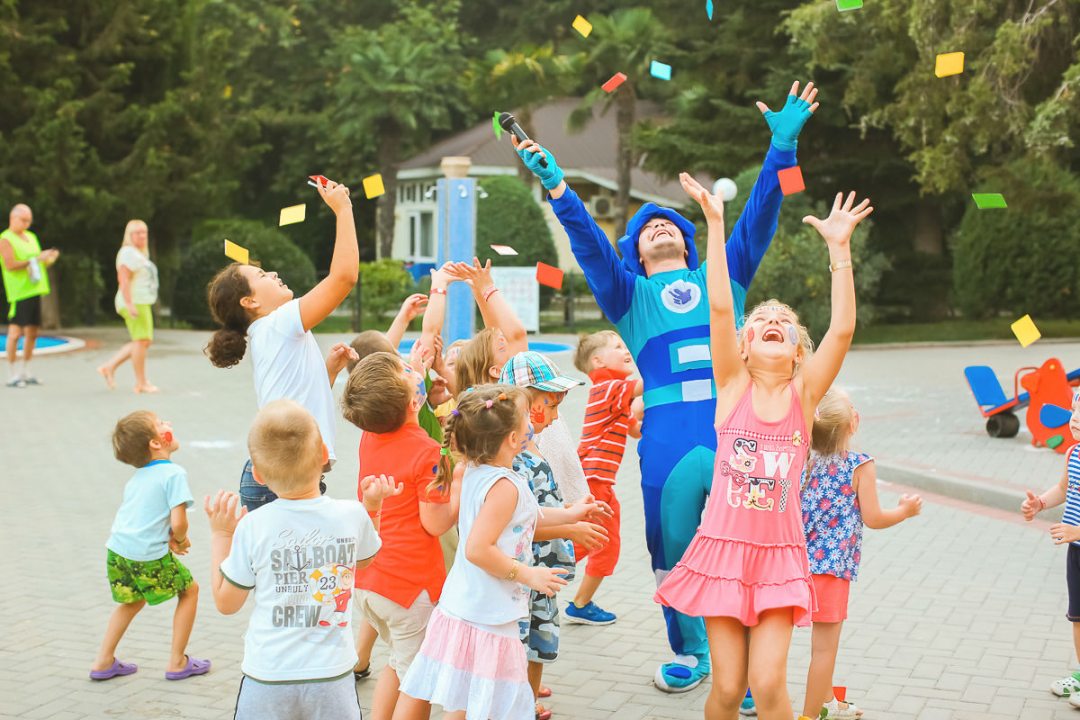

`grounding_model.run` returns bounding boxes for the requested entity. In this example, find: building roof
[398,97,696,206]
